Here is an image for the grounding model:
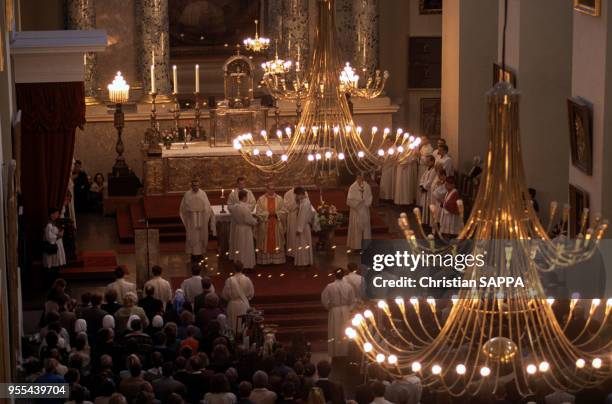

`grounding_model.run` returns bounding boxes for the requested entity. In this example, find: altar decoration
[233,0,417,177]
[107,71,130,176]
[315,202,344,251]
